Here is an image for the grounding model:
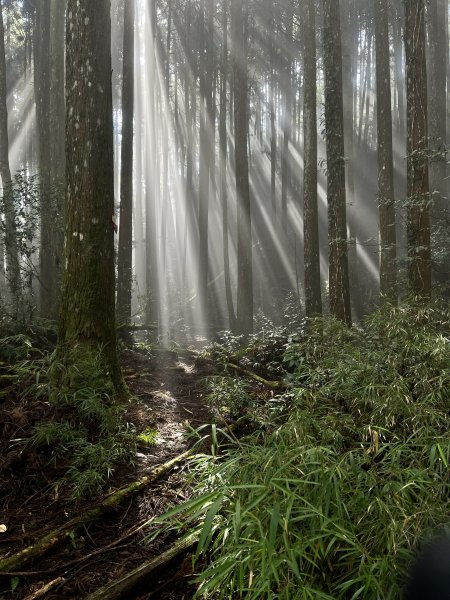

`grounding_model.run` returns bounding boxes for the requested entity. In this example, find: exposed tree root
[85,532,199,600]
[227,362,290,390]
[0,449,196,574]
[23,577,66,600]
